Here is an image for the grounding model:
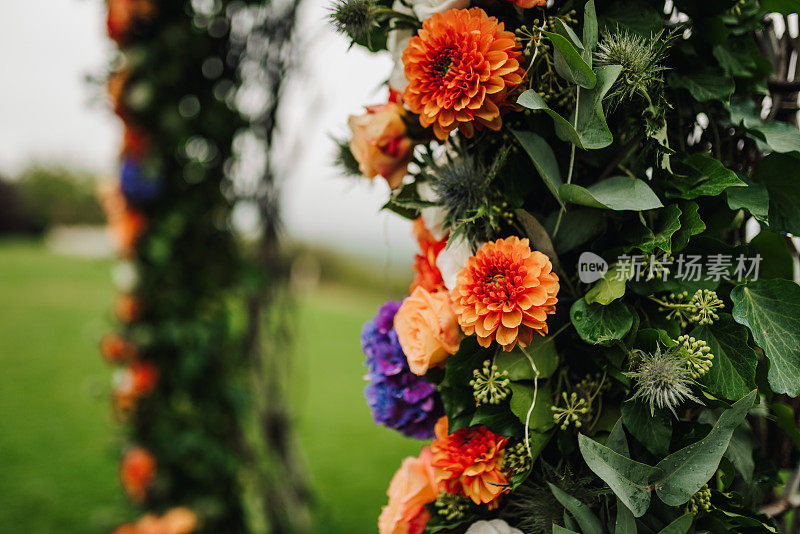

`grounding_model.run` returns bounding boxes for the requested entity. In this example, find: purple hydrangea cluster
[362,300,443,439]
